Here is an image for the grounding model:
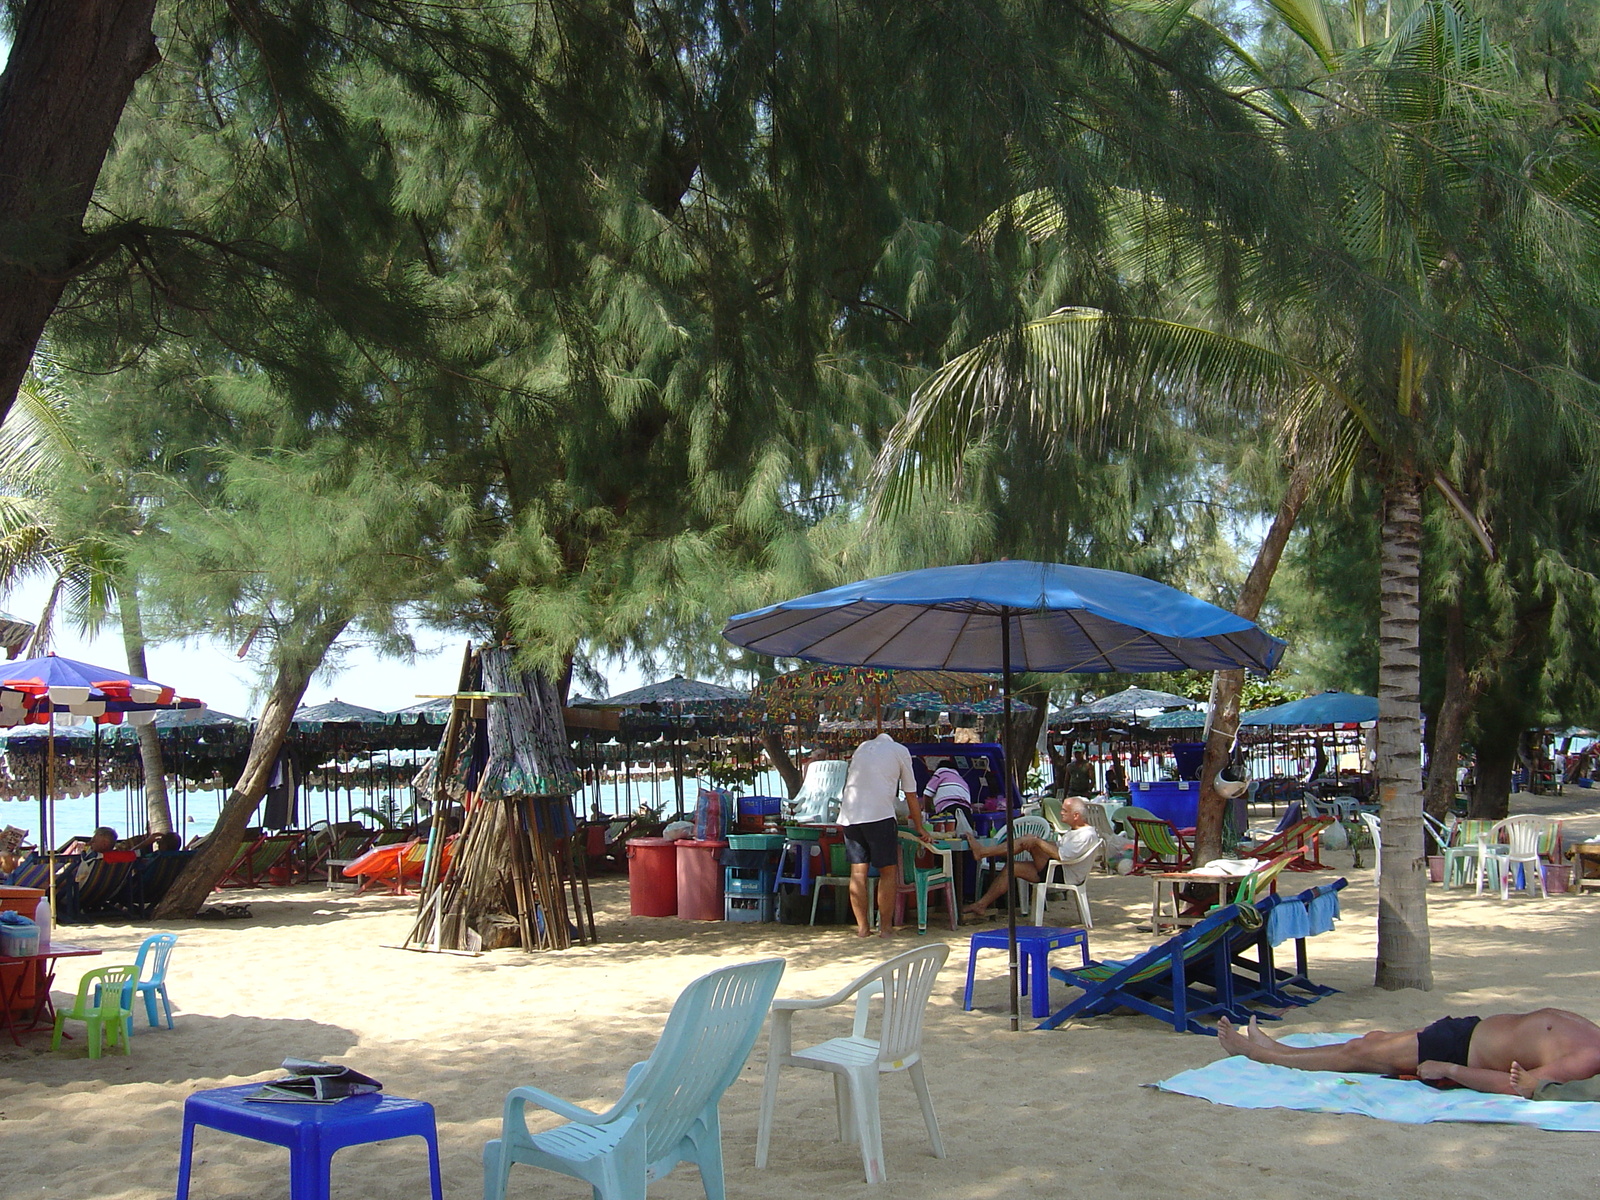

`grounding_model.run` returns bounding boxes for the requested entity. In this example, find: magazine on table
[246,1059,383,1104]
